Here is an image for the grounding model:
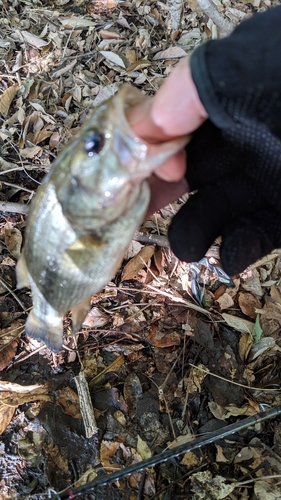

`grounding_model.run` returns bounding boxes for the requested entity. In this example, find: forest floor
[0,0,281,499]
